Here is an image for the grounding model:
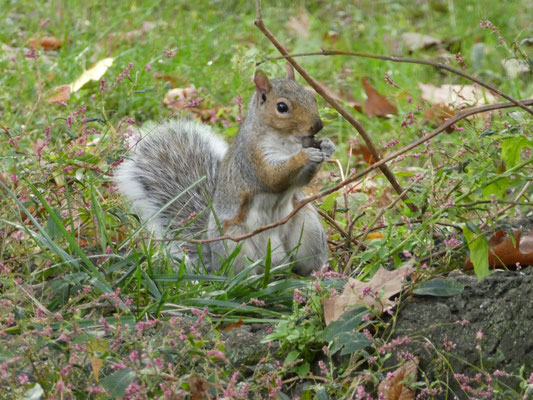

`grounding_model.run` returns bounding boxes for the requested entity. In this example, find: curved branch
[258,50,533,117]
